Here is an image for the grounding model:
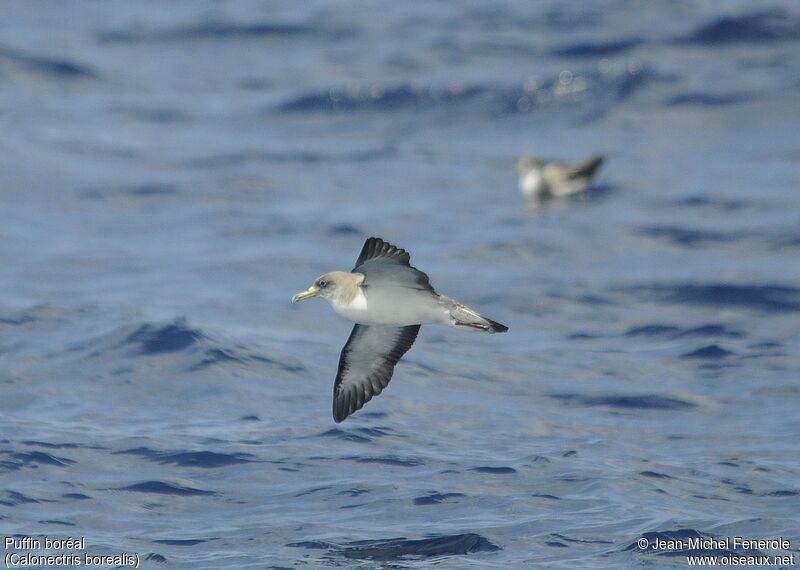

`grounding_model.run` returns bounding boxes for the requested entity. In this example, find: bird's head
[292,271,362,304]
[515,154,542,175]
[292,272,336,303]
